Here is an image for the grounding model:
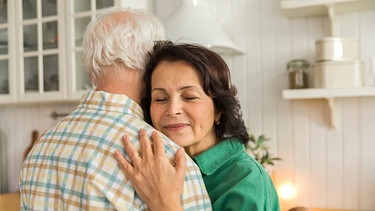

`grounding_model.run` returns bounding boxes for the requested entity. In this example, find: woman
[114,41,280,210]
